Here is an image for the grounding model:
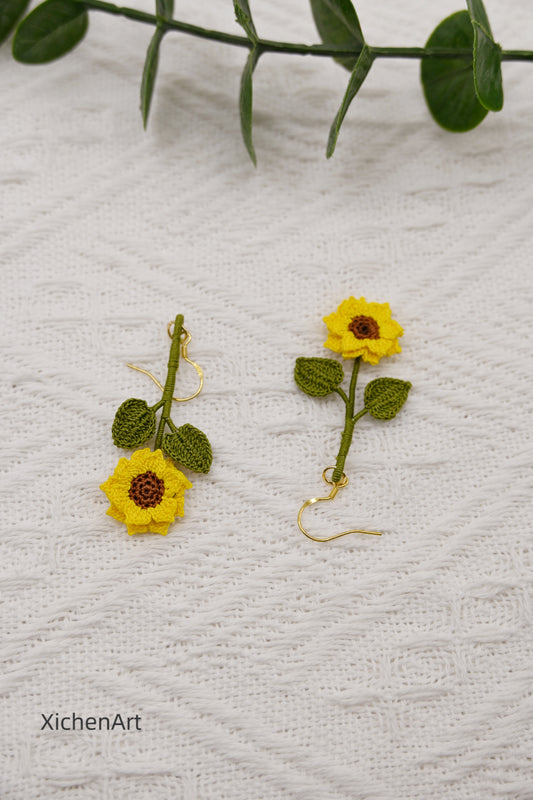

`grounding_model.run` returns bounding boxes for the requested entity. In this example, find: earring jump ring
[322,466,349,488]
